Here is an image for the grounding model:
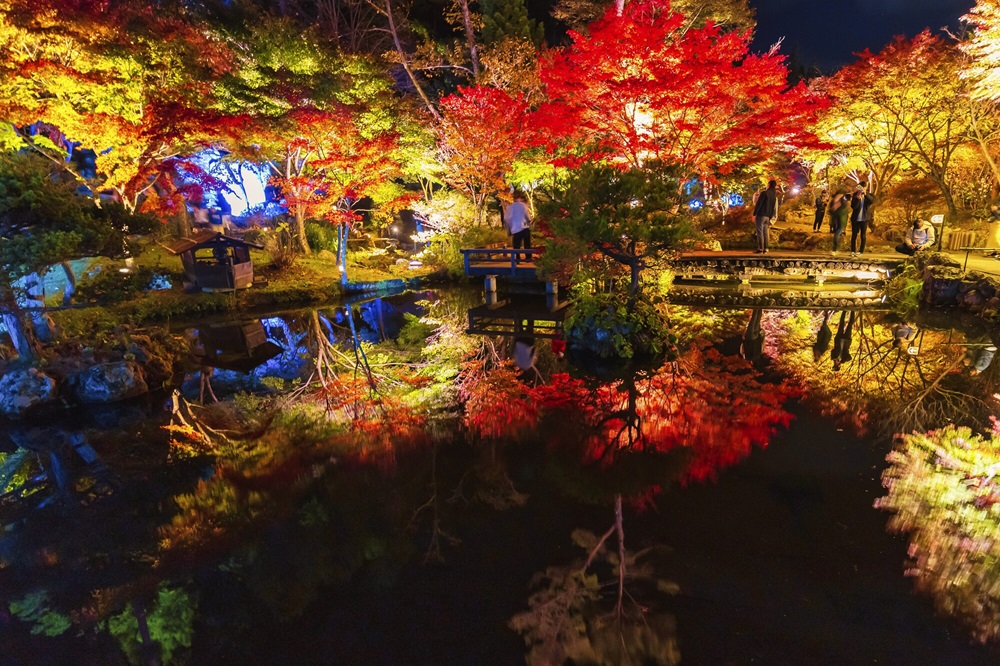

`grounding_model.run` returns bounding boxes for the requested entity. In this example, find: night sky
[750,0,976,72]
